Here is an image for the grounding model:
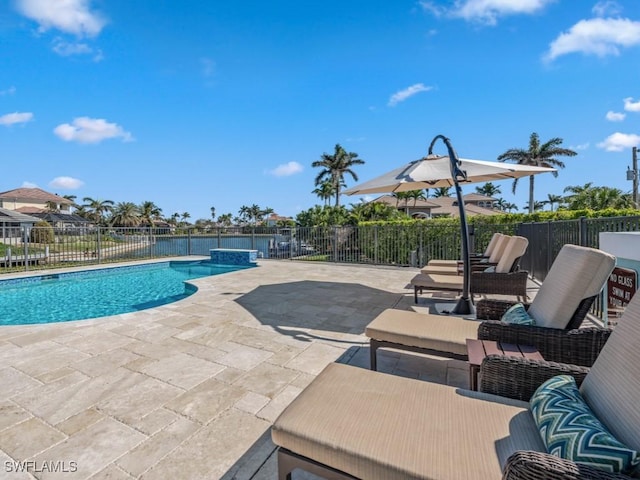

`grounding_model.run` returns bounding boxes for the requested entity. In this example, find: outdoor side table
[465,339,544,391]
